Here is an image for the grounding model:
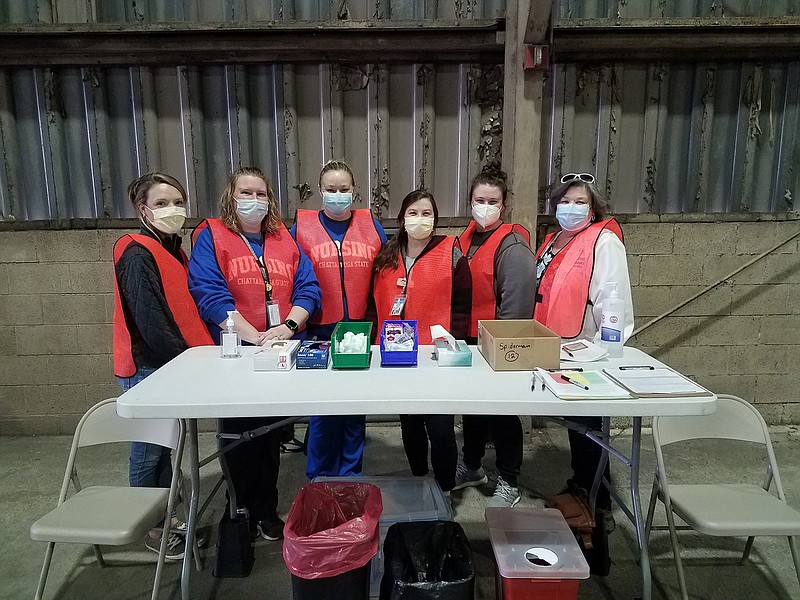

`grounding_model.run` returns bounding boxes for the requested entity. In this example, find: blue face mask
[322,191,353,217]
[556,203,591,232]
